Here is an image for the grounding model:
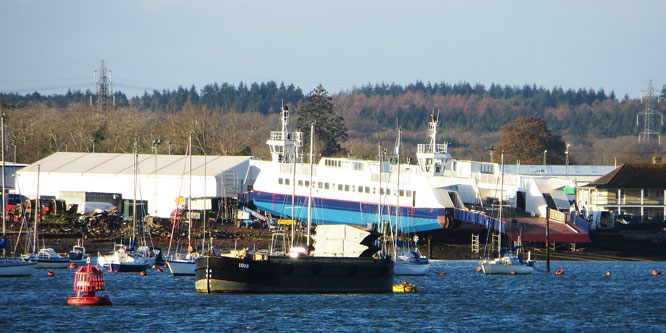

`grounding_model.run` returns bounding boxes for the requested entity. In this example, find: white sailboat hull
[480,253,534,275]
[481,263,534,274]
[394,262,430,275]
[0,259,37,276]
[167,259,196,276]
